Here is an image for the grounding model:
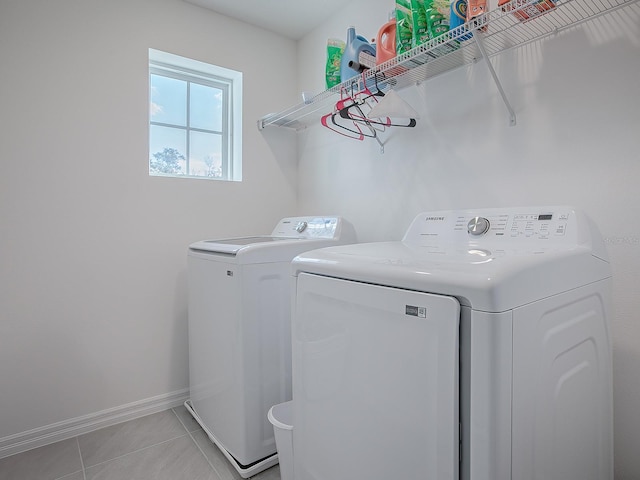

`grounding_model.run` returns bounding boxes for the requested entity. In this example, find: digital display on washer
[538,214,553,221]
